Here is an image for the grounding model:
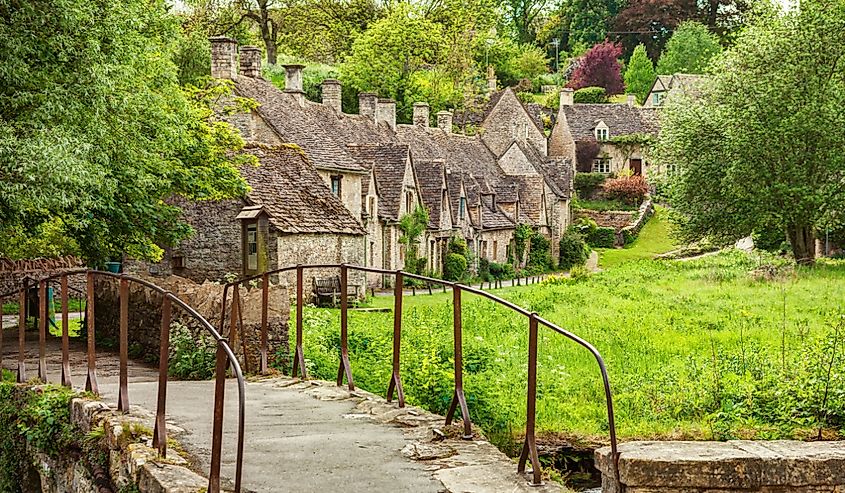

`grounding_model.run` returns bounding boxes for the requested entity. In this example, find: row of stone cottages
[130,38,660,289]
